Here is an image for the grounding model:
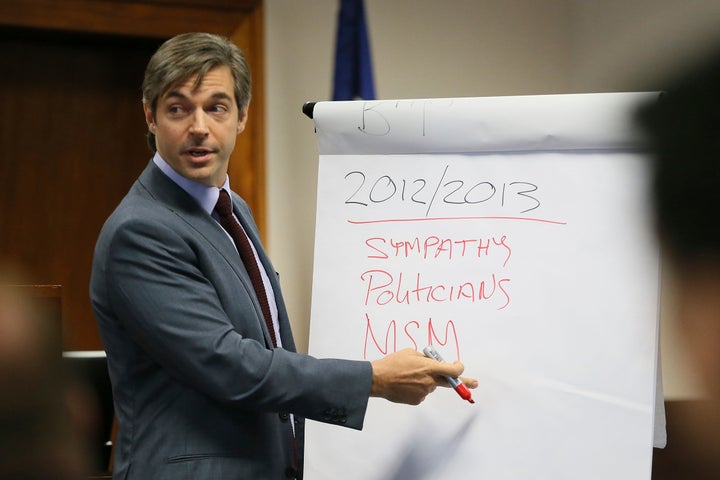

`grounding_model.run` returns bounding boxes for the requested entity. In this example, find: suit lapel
[138,162,241,268]
[137,161,276,348]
